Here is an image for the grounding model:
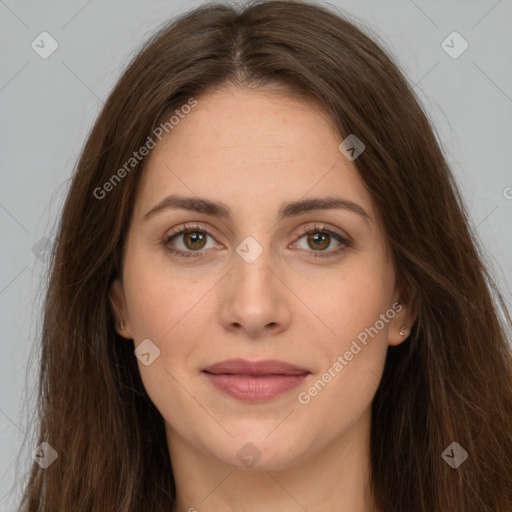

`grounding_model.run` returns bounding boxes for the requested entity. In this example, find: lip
[202,359,310,403]
[203,358,309,376]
